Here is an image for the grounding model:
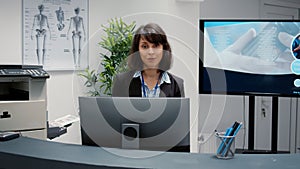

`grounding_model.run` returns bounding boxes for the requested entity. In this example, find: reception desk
[0,136,299,169]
